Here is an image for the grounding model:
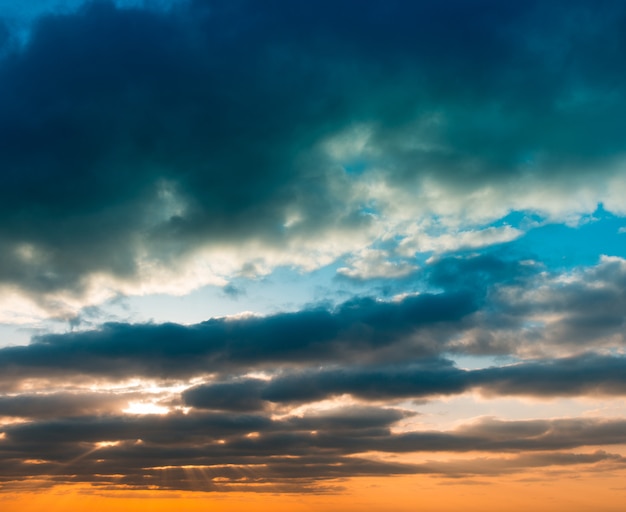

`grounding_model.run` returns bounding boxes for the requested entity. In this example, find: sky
[1,0,626,510]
